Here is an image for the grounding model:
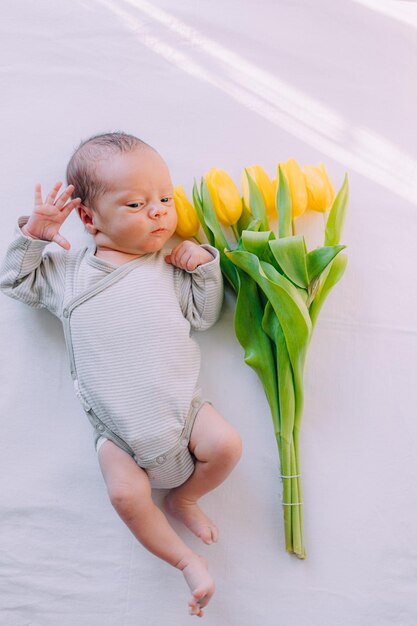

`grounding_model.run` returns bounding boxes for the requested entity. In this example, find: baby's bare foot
[176,553,215,617]
[164,492,219,545]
